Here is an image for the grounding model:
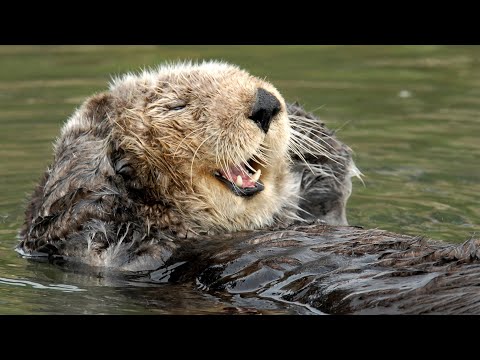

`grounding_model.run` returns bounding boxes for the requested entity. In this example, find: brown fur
[153,222,480,314]
[17,61,356,270]
[19,61,479,314]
